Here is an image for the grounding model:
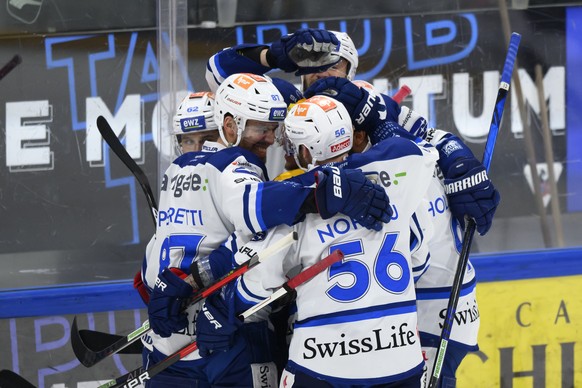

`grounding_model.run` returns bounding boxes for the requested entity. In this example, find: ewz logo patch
[180,116,207,132]
[269,107,286,121]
